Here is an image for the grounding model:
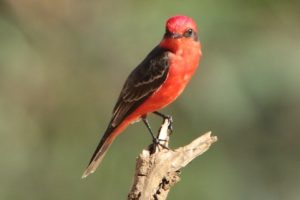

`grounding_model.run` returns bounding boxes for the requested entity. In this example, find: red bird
[82,15,202,178]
